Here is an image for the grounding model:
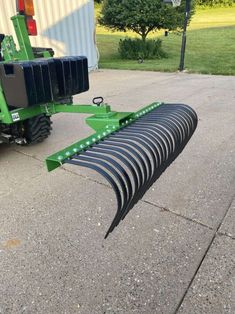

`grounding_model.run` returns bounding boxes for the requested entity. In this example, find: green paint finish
[0,86,13,123]
[11,15,34,61]
[1,101,112,124]
[86,111,133,132]
[0,14,35,123]
[1,15,34,62]
[9,106,45,122]
[1,36,18,61]
[46,128,116,172]
[50,103,111,115]
[46,102,162,172]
